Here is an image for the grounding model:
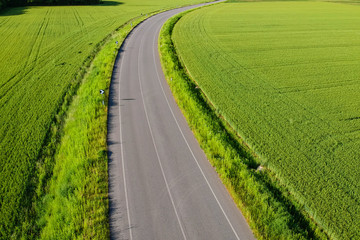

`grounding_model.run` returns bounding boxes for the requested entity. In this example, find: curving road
[107,2,255,240]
